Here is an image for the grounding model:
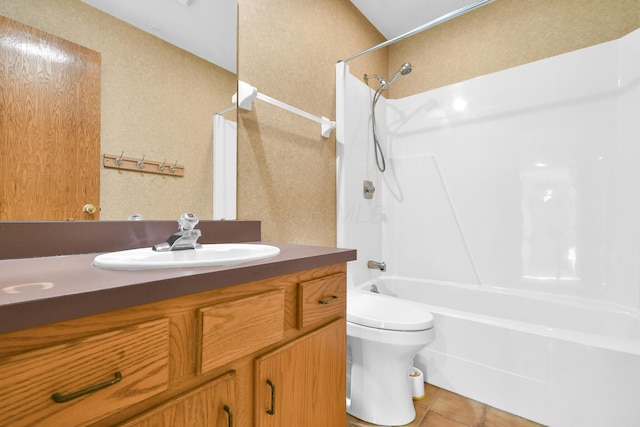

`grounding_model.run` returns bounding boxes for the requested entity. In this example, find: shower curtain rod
[338,0,494,63]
